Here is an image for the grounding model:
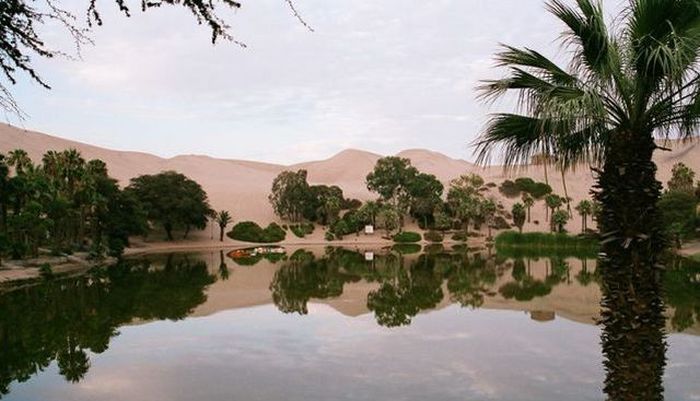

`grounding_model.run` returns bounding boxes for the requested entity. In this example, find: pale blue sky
[8,0,577,164]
